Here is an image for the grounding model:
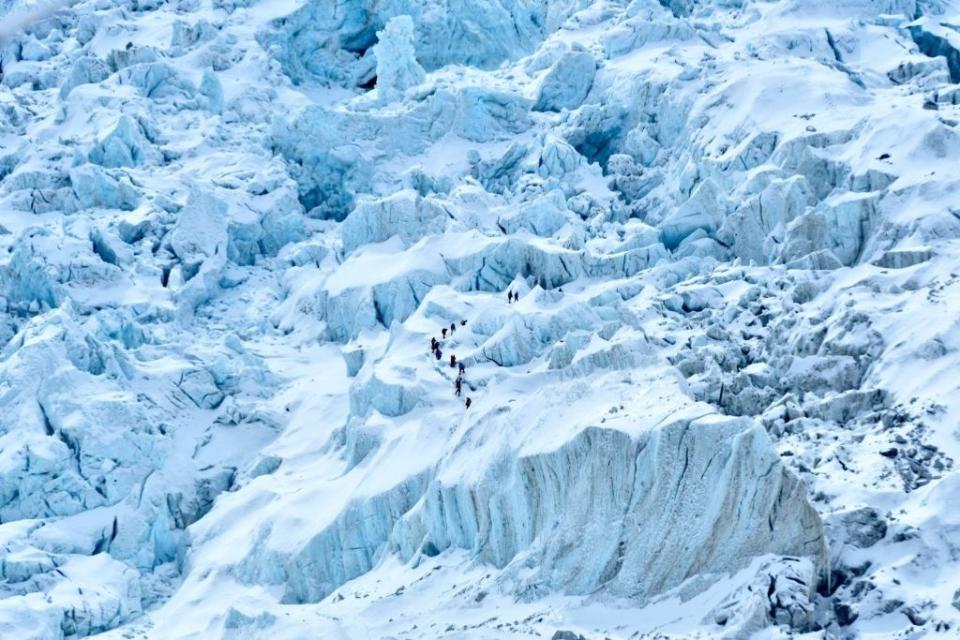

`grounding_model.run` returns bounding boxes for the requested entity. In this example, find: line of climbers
[431,319,470,409]
[431,288,528,409]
